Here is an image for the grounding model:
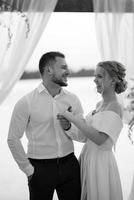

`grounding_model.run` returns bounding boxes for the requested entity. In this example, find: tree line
[20,68,95,80]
